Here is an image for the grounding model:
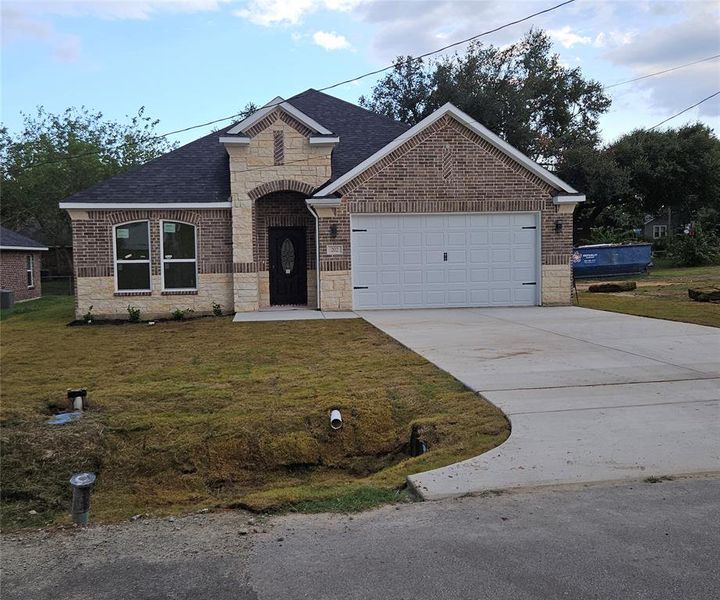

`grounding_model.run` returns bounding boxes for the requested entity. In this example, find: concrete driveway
[360,307,720,499]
